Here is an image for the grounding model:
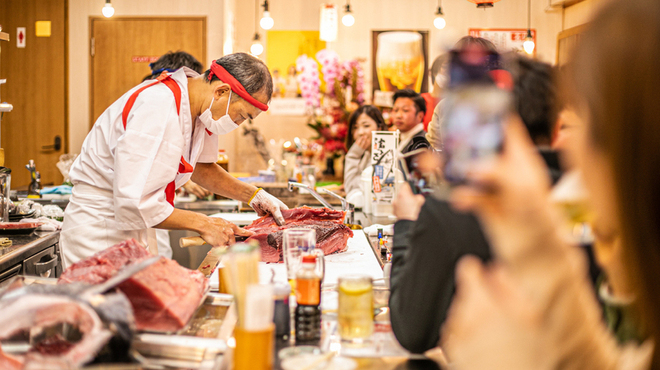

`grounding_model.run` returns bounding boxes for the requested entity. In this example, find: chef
[61,52,287,267]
